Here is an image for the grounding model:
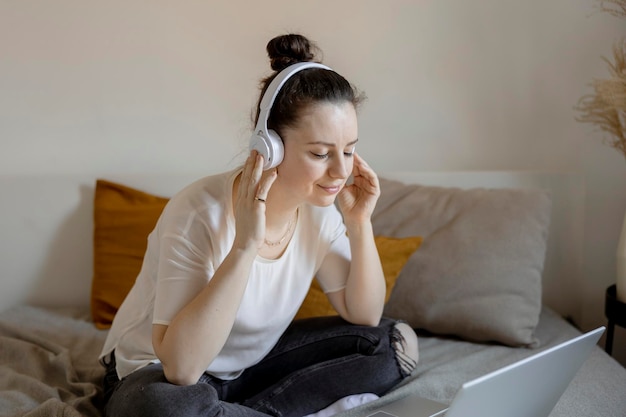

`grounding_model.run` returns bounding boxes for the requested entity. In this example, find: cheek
[277,157,315,185]
[284,154,319,175]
